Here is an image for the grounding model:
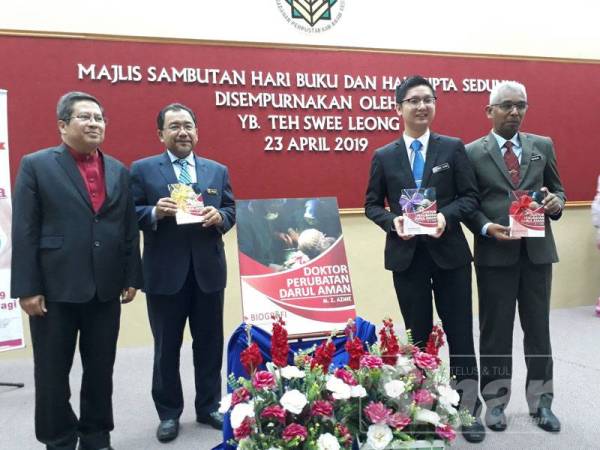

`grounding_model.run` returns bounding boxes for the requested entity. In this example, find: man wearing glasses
[11,91,142,450]
[365,75,485,442]
[466,81,564,433]
[130,103,235,443]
